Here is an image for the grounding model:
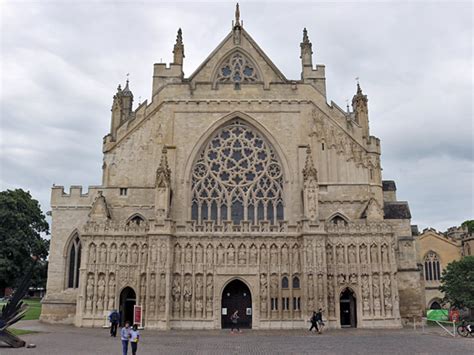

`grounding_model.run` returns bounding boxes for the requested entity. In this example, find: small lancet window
[282,276,289,289]
[292,276,300,289]
[67,234,81,289]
